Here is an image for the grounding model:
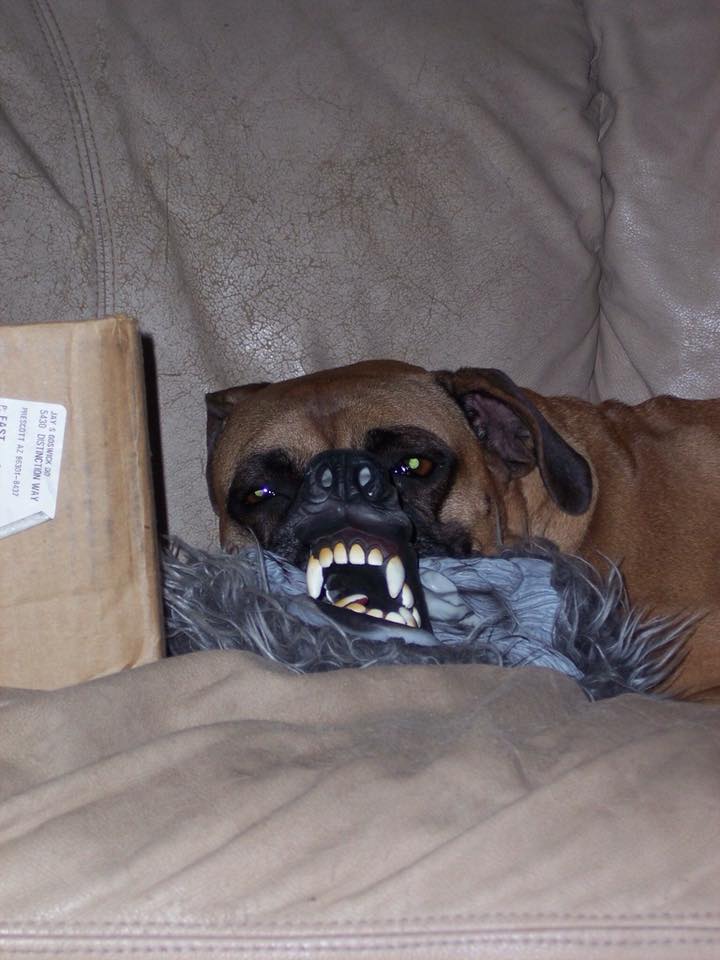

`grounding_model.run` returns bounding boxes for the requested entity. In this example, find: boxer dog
[206,361,720,701]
